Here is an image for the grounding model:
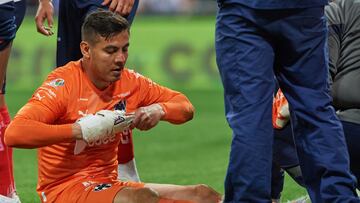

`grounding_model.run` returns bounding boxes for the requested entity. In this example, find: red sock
[0,106,14,188]
[117,130,134,164]
[0,111,14,196]
[0,106,11,126]
[158,198,195,203]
